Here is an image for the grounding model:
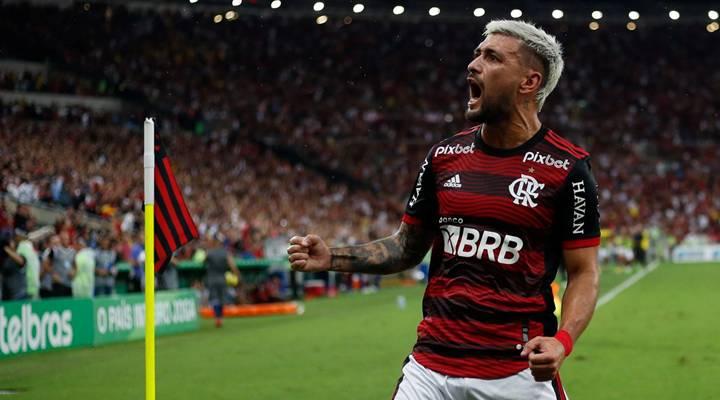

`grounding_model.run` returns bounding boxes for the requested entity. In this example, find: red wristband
[554,330,574,356]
